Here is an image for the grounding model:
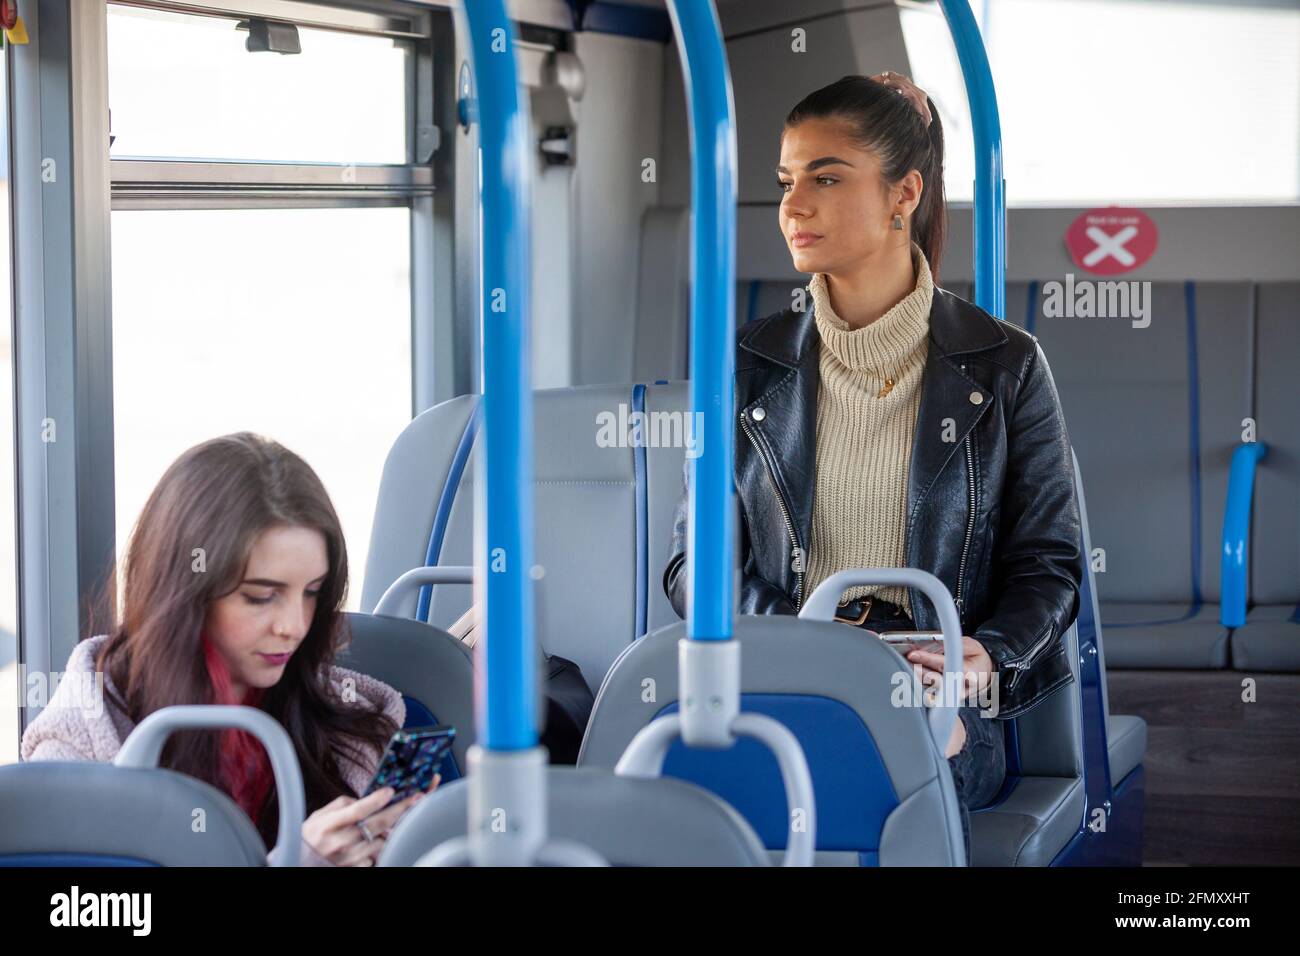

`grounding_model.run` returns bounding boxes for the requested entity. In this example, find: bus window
[111,207,412,611]
[106,4,408,164]
[902,0,1300,204]
[105,1,430,612]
